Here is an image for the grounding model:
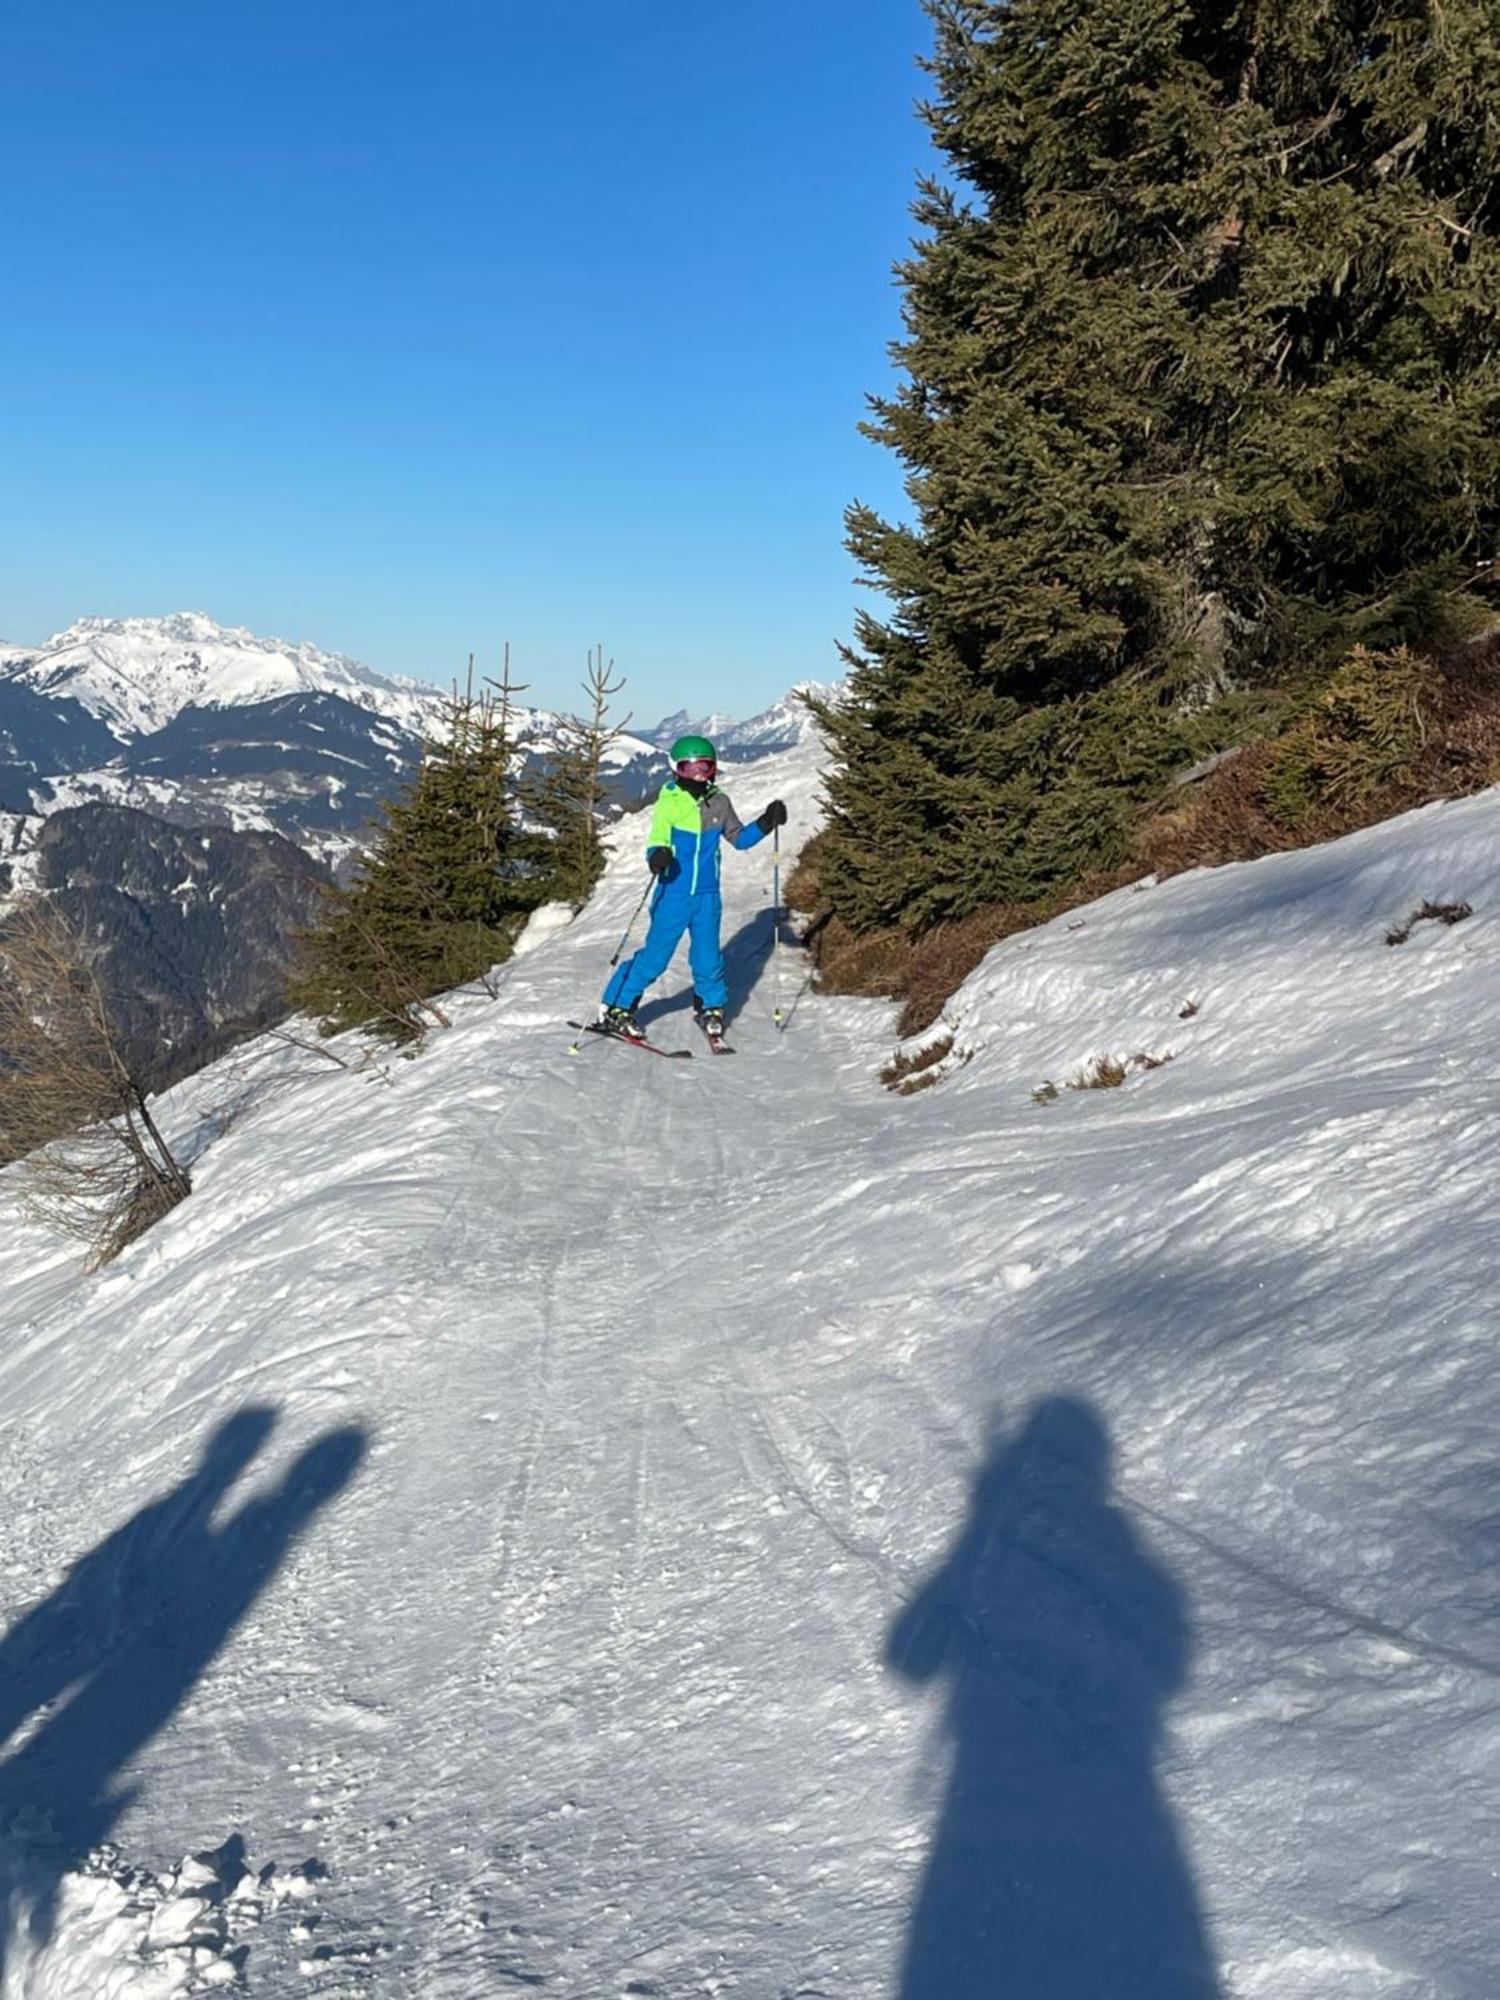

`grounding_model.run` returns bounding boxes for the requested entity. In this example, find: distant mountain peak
[55,610,241,646]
